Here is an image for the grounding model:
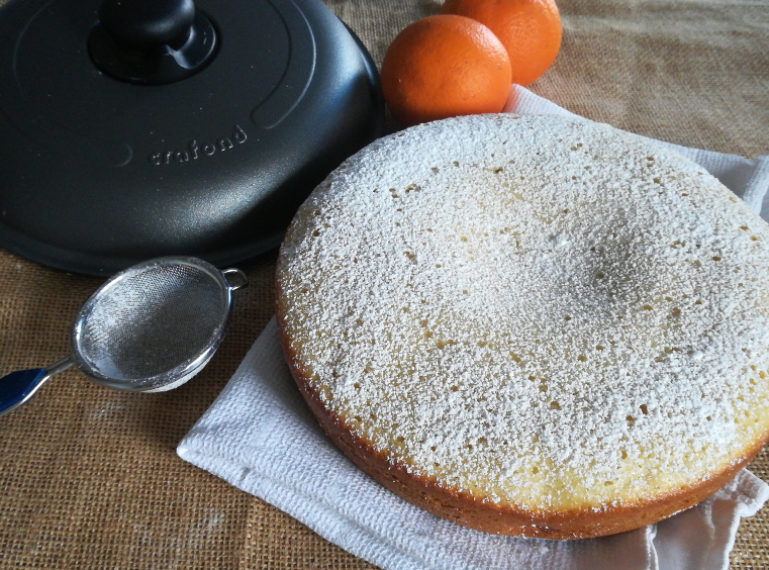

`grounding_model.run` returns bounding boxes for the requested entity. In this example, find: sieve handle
[222,267,248,291]
[0,358,73,417]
